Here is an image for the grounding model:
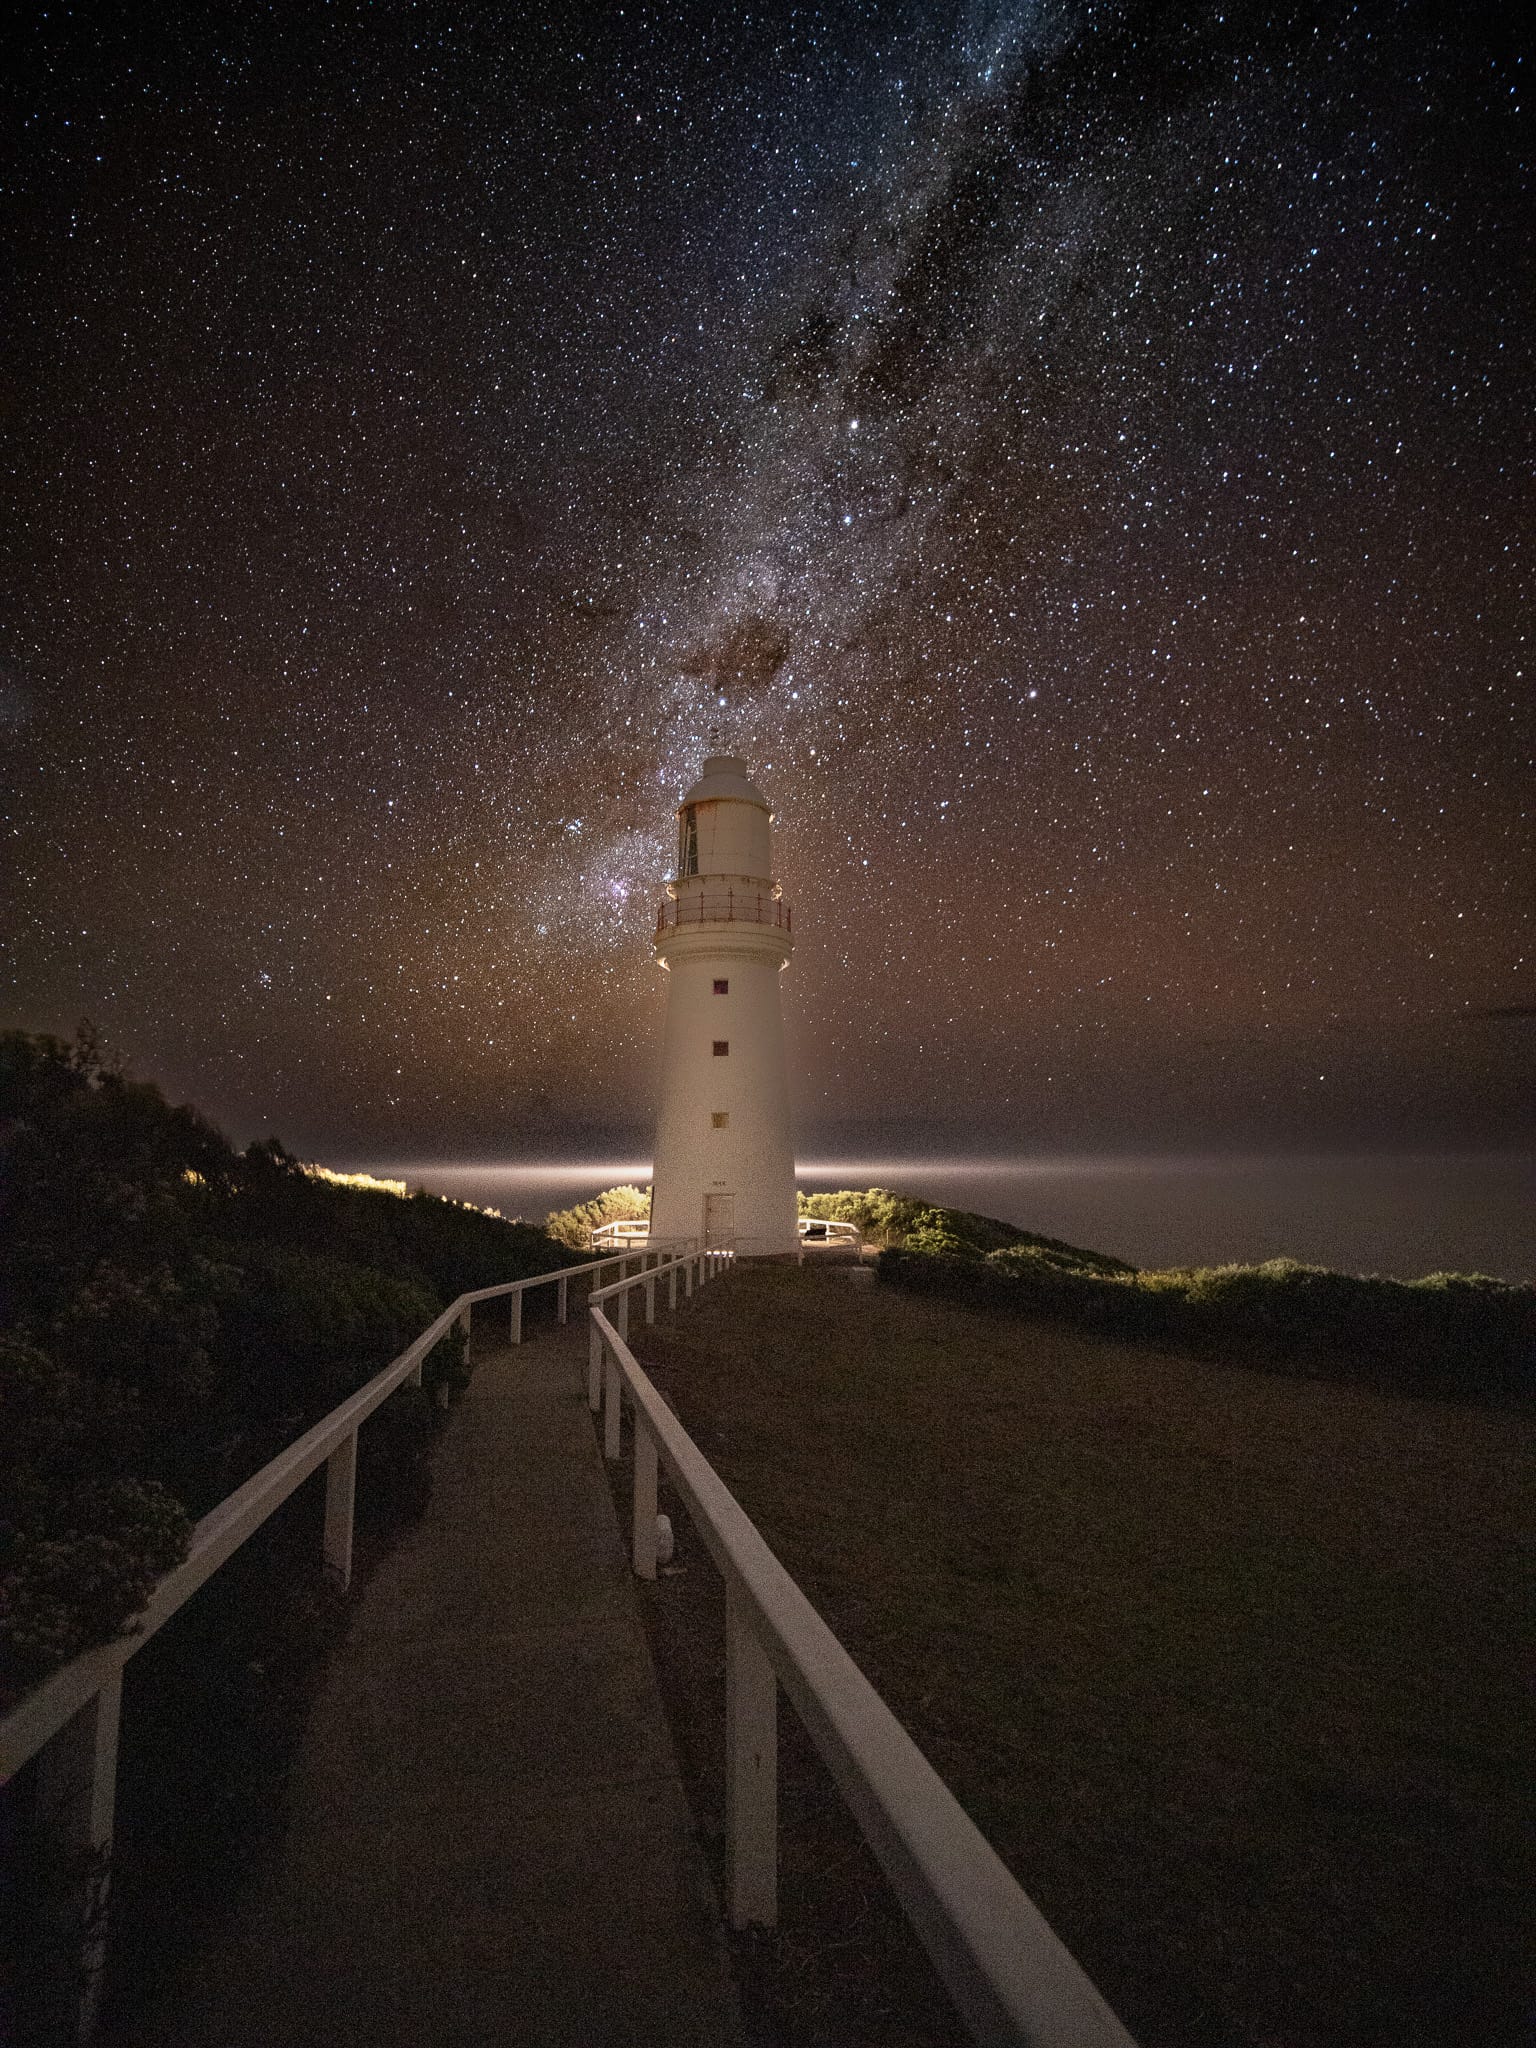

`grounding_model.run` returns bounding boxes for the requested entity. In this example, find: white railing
[587,1270,1139,2048]
[0,1241,688,2038]
[588,1218,653,1250]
